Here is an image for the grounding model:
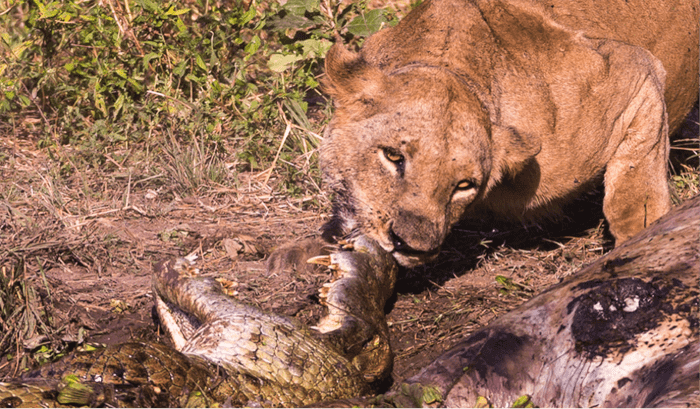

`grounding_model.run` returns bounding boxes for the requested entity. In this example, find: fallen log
[377,195,699,408]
